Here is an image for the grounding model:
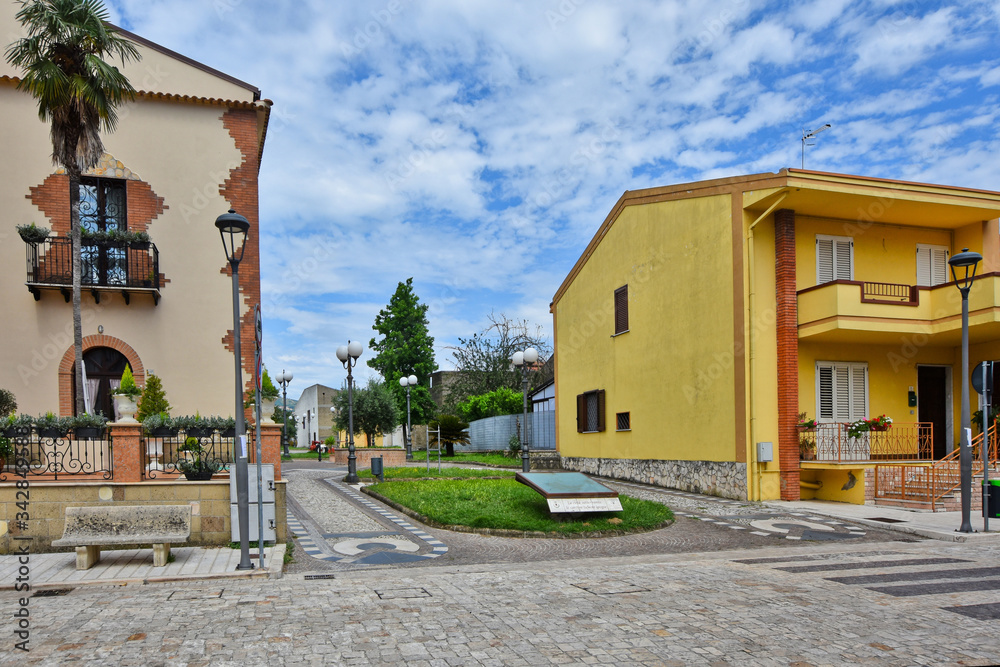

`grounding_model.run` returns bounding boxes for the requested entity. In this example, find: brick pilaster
[109,422,144,483]
[774,209,800,500]
[260,423,282,480]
